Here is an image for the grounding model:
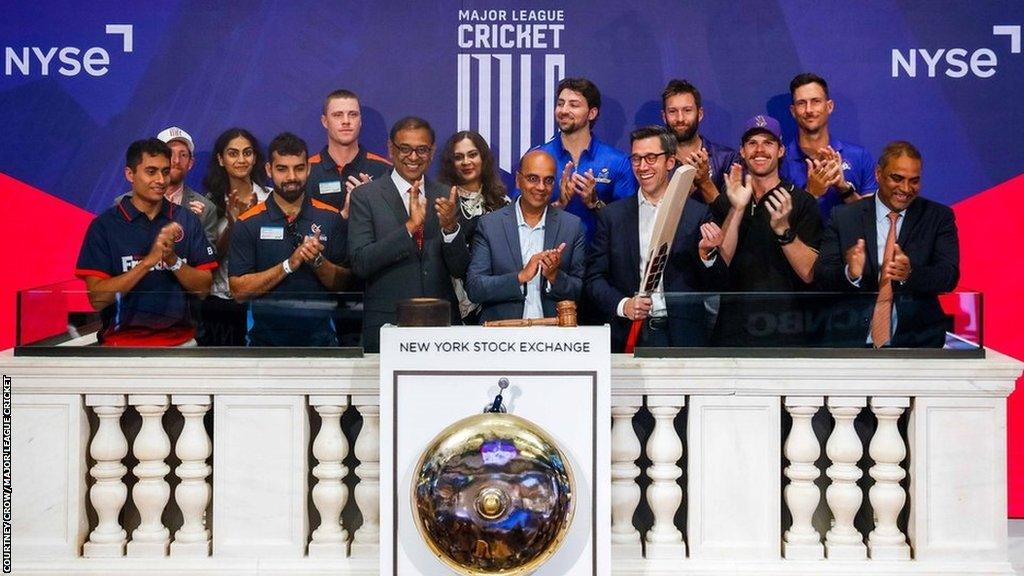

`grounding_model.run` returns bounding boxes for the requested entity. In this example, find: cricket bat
[624,164,697,352]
